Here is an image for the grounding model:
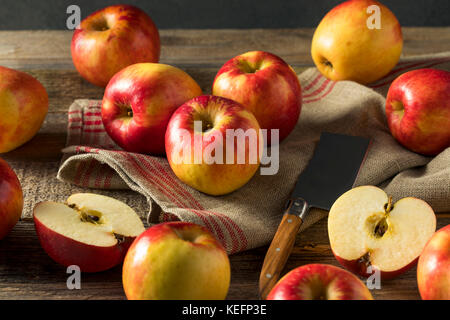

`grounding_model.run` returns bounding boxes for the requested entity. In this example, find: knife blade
[259,132,371,299]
